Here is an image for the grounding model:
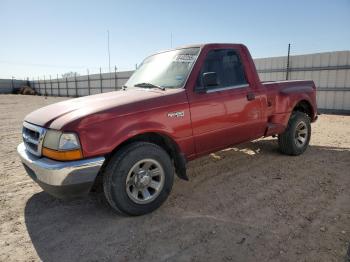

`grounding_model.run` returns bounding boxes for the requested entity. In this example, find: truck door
[187,48,263,155]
